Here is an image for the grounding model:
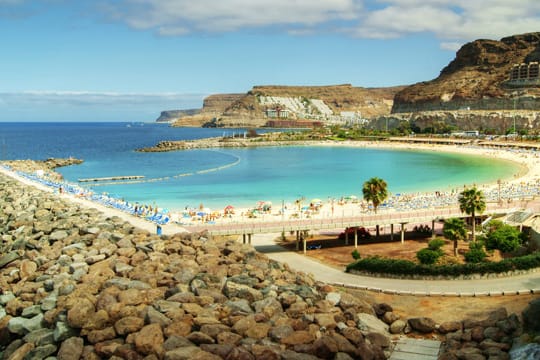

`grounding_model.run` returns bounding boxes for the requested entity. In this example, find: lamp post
[497,179,501,205]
